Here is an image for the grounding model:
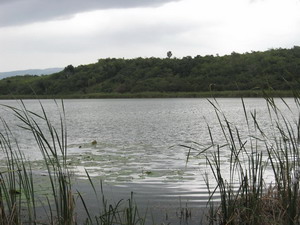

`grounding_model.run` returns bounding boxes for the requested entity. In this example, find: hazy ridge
[0,68,63,79]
